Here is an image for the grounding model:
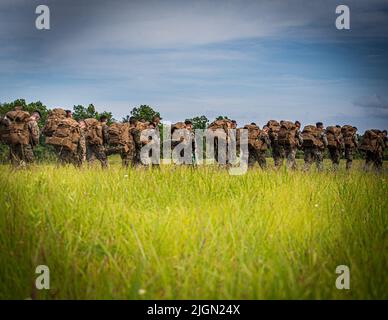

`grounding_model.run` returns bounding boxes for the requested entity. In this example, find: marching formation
[0,106,387,172]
